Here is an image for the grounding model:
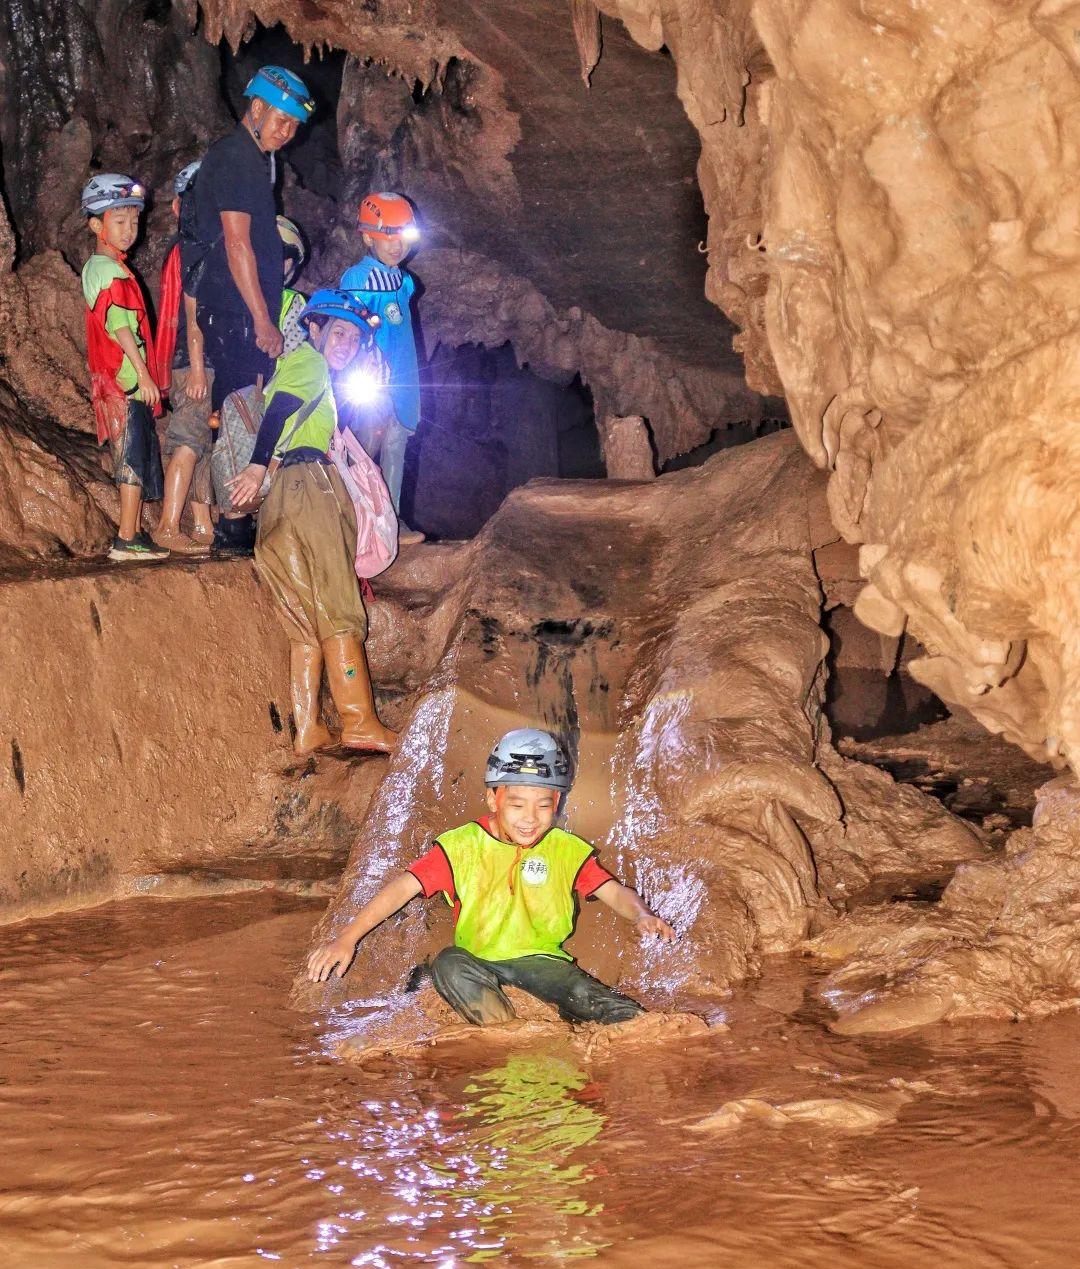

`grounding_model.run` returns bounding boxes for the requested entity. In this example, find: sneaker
[152,525,210,557]
[108,533,169,563]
